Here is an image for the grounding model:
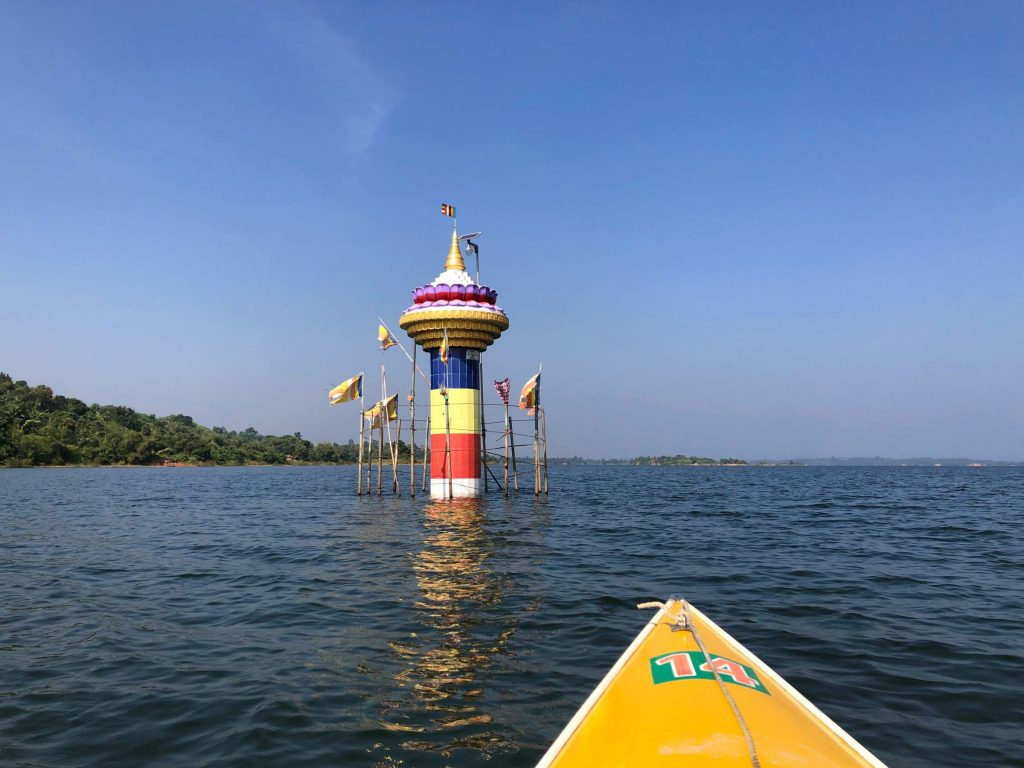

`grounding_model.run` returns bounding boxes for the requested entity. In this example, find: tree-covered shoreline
[0,373,379,468]
[0,374,747,469]
[12,373,1012,470]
